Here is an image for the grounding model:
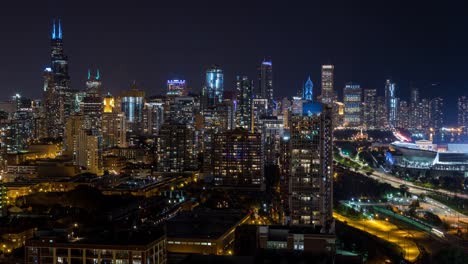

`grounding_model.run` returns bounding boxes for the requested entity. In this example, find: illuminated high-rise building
[409,87,420,130]
[398,100,410,129]
[205,65,224,107]
[431,97,444,131]
[167,79,188,97]
[213,128,264,189]
[236,76,254,130]
[385,79,398,128]
[119,83,145,134]
[458,96,468,134]
[320,65,334,105]
[103,94,115,113]
[363,89,377,129]
[252,98,268,132]
[420,98,431,132]
[80,70,103,131]
[168,97,195,125]
[50,19,74,135]
[42,67,61,138]
[376,96,387,129]
[288,103,333,229]
[157,123,196,172]
[143,101,165,136]
[102,112,127,148]
[258,59,274,113]
[343,83,362,127]
[302,77,313,101]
